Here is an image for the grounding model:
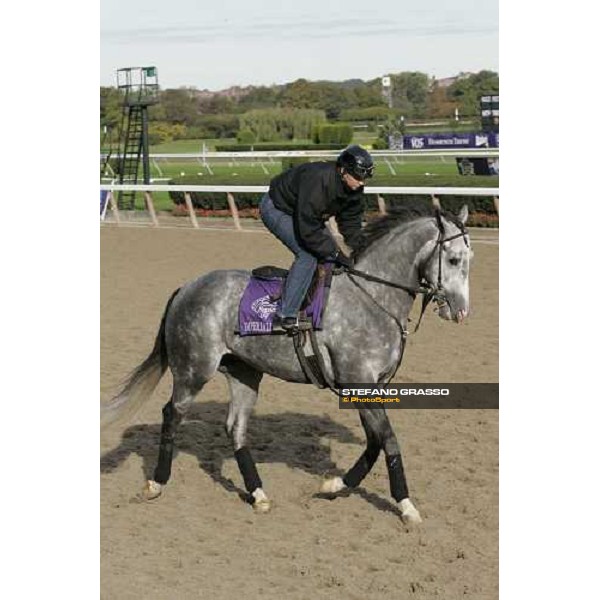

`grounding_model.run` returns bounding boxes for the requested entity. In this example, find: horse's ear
[458,204,469,225]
